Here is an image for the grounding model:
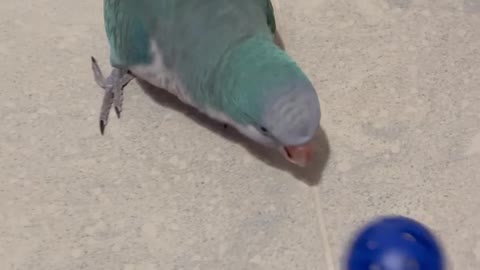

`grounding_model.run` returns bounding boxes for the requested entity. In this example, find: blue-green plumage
[93,0,321,166]
[103,1,152,67]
